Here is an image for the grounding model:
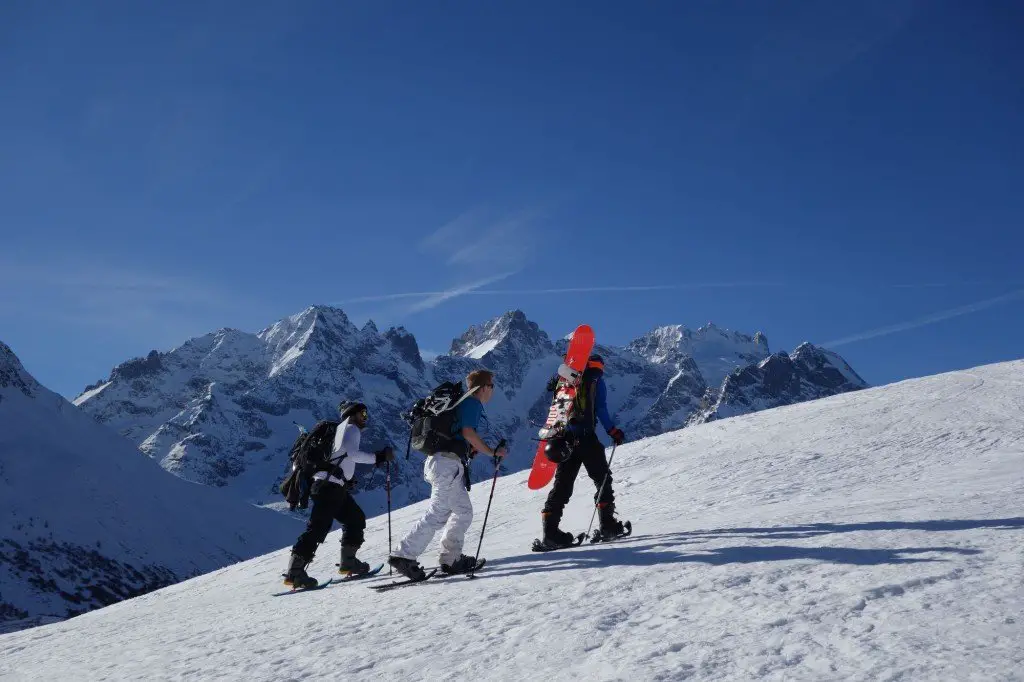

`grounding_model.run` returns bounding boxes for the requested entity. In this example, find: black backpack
[407,382,473,456]
[280,419,344,503]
